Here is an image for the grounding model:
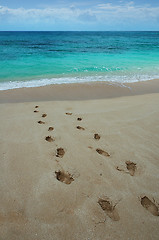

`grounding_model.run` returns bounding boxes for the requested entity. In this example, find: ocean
[0,31,159,90]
